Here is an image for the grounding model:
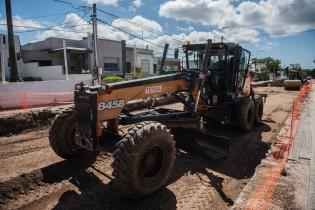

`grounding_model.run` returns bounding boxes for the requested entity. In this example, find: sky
[0,0,315,69]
